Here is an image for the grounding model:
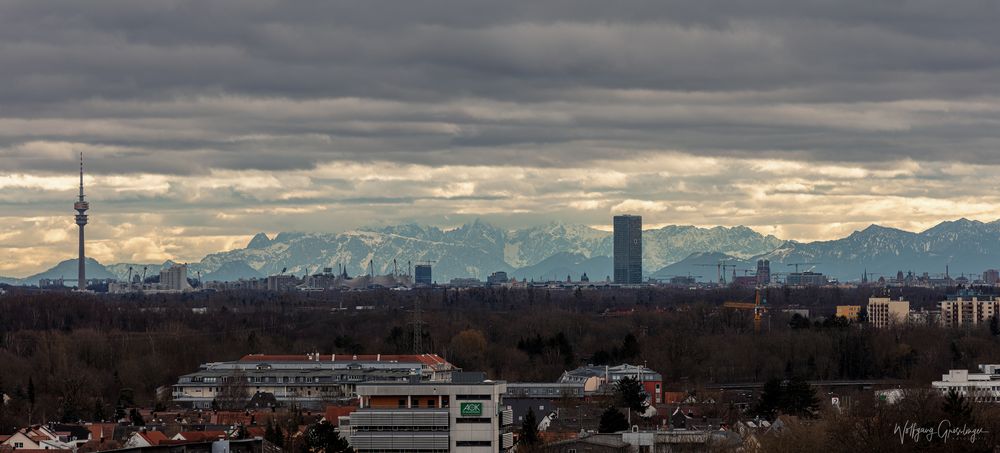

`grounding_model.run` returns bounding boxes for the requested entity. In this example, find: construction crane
[722,288,768,333]
[787,262,821,273]
[696,261,738,285]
